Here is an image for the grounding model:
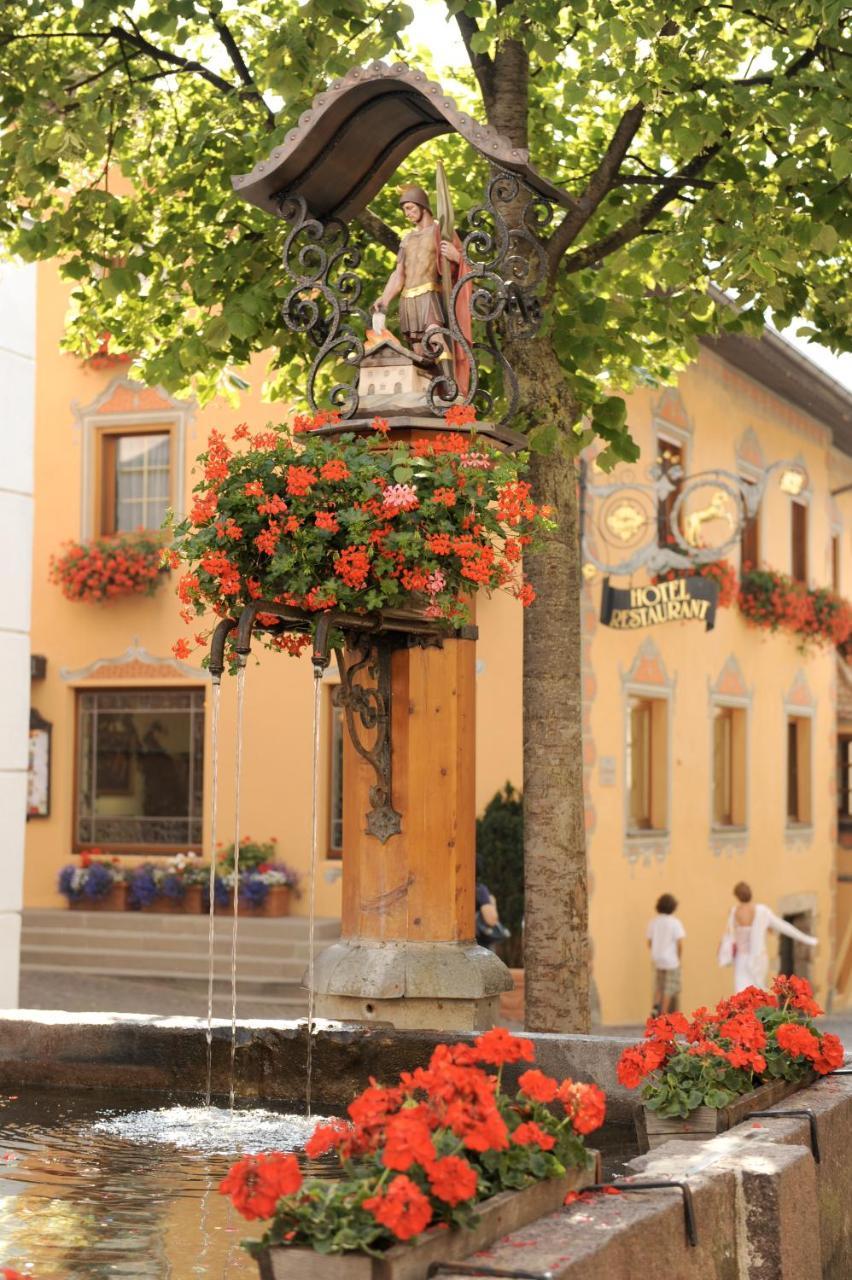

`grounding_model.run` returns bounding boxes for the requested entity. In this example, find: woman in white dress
[721,881,817,993]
